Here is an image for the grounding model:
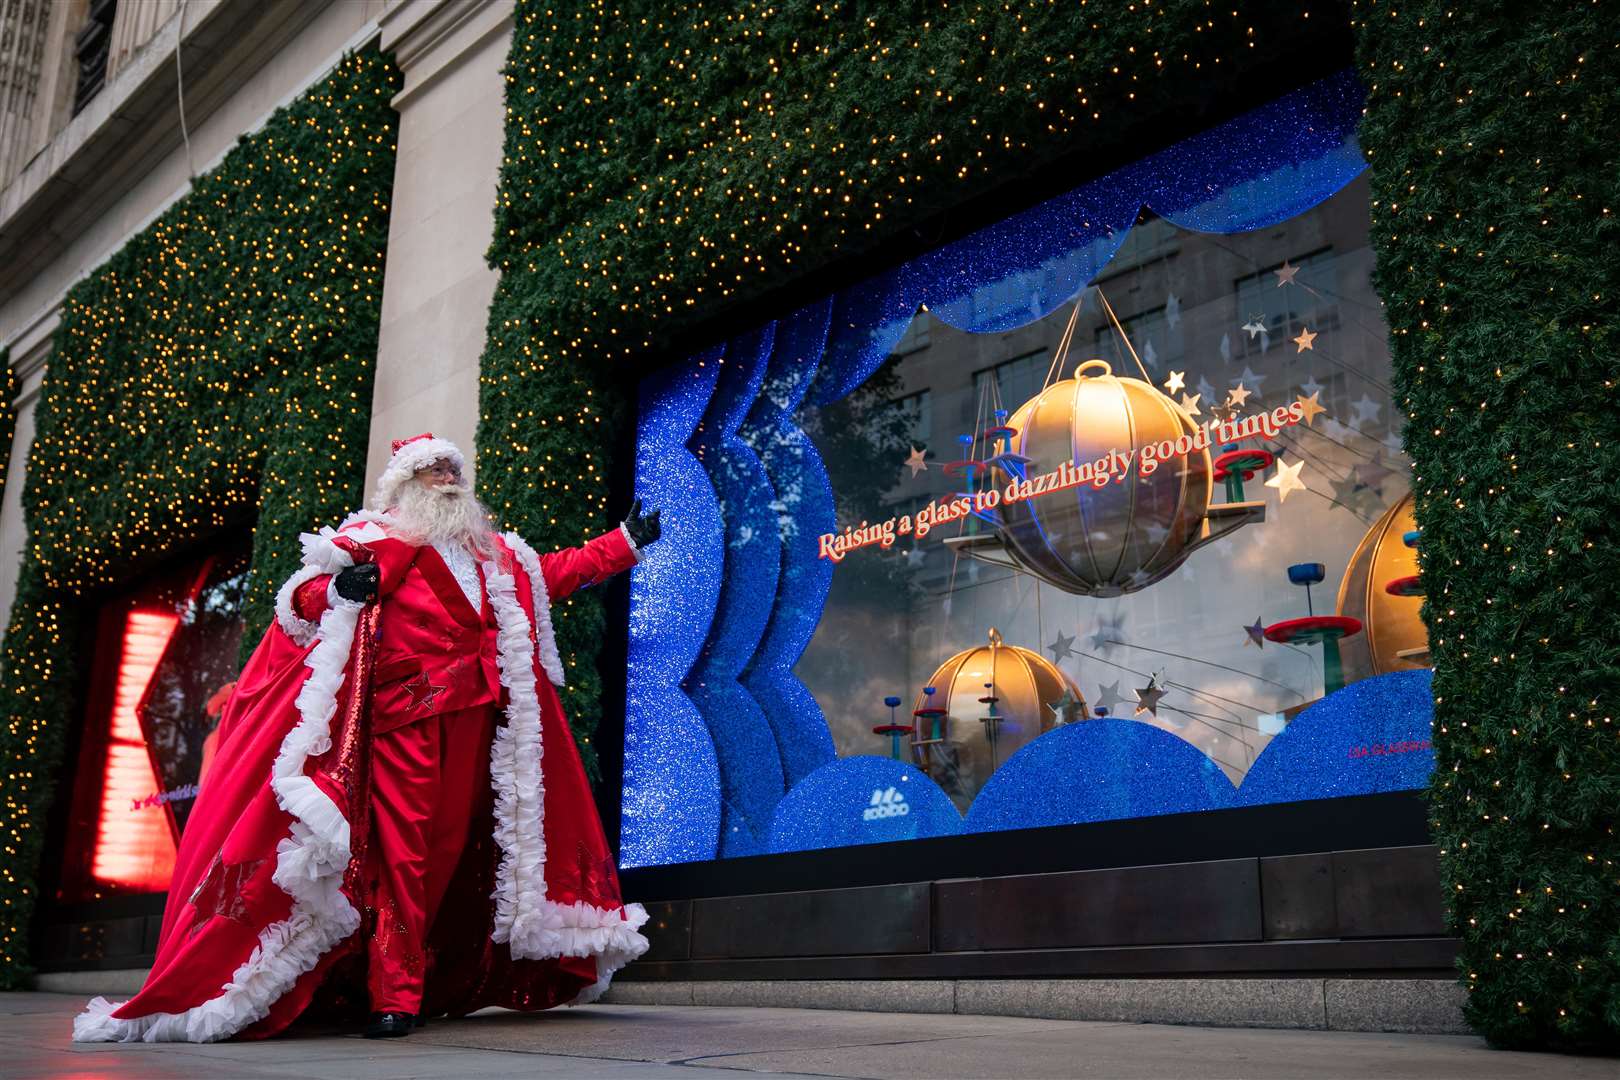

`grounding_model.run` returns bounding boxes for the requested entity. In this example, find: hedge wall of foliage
[1353,1,1619,1051]
[477,0,1340,779]
[0,50,399,987]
